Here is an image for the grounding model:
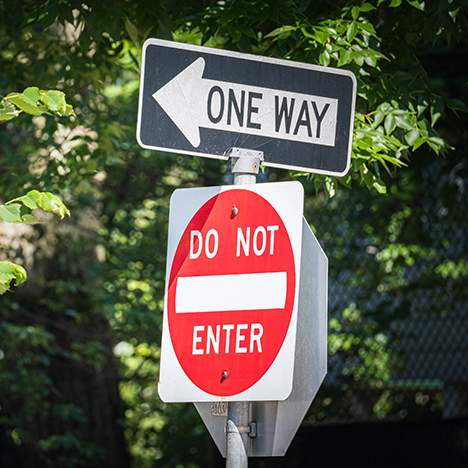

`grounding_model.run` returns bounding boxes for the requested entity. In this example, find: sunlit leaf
[5,92,44,115]
[40,90,67,114]
[0,261,27,294]
[2,190,70,223]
